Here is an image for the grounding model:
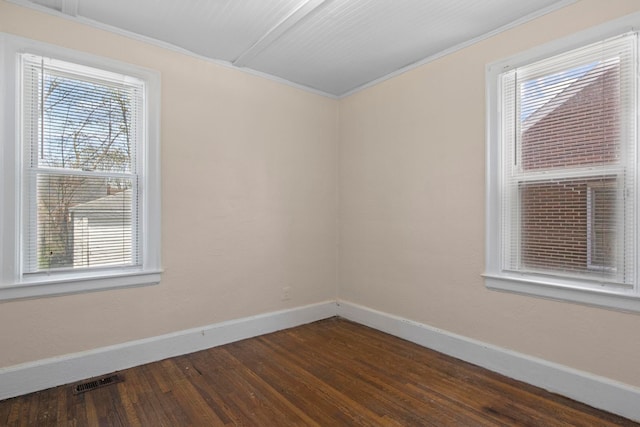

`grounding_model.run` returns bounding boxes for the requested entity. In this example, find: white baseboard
[2,298,639,422]
[336,300,640,422]
[0,300,337,400]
